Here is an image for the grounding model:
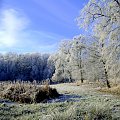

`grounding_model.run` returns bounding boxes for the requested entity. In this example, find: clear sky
[0,0,88,53]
